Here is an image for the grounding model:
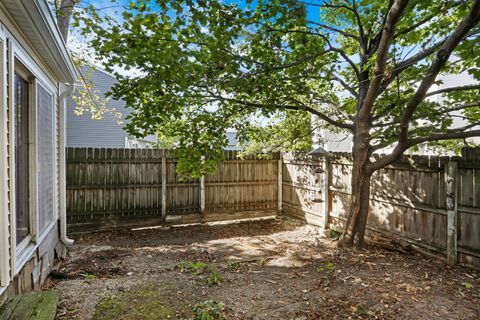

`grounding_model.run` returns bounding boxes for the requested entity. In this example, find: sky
[67,0,325,76]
